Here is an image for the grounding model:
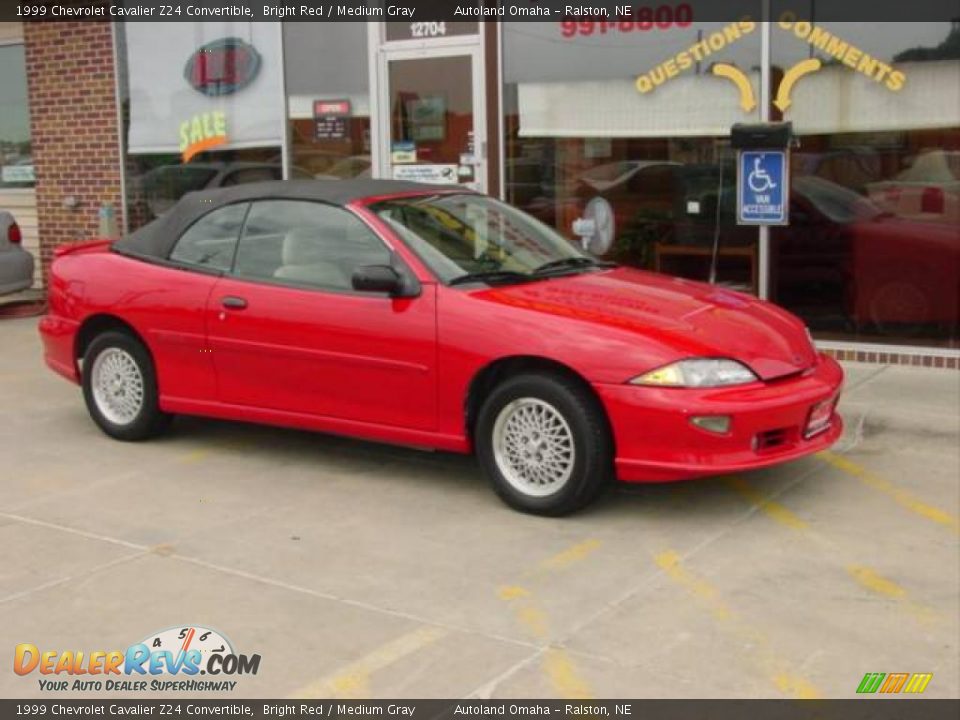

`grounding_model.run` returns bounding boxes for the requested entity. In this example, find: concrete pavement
[1,316,957,699]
